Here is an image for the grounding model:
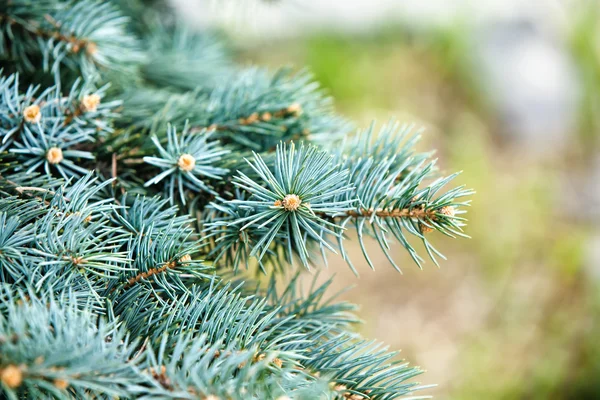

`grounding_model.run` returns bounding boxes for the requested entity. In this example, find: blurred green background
[176,1,600,398]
